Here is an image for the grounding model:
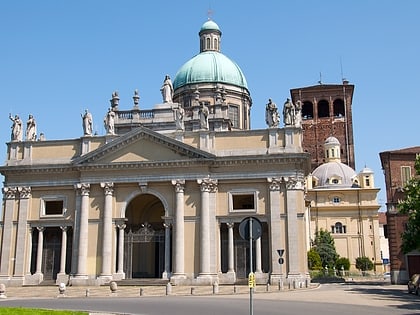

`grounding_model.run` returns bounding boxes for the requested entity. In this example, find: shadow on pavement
[344,281,420,314]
